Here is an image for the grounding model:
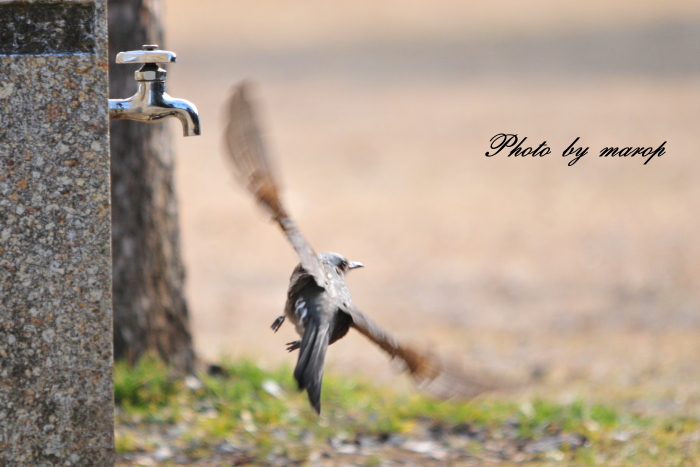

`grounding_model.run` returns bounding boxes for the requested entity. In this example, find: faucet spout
[109,81,200,136]
[160,93,201,137]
